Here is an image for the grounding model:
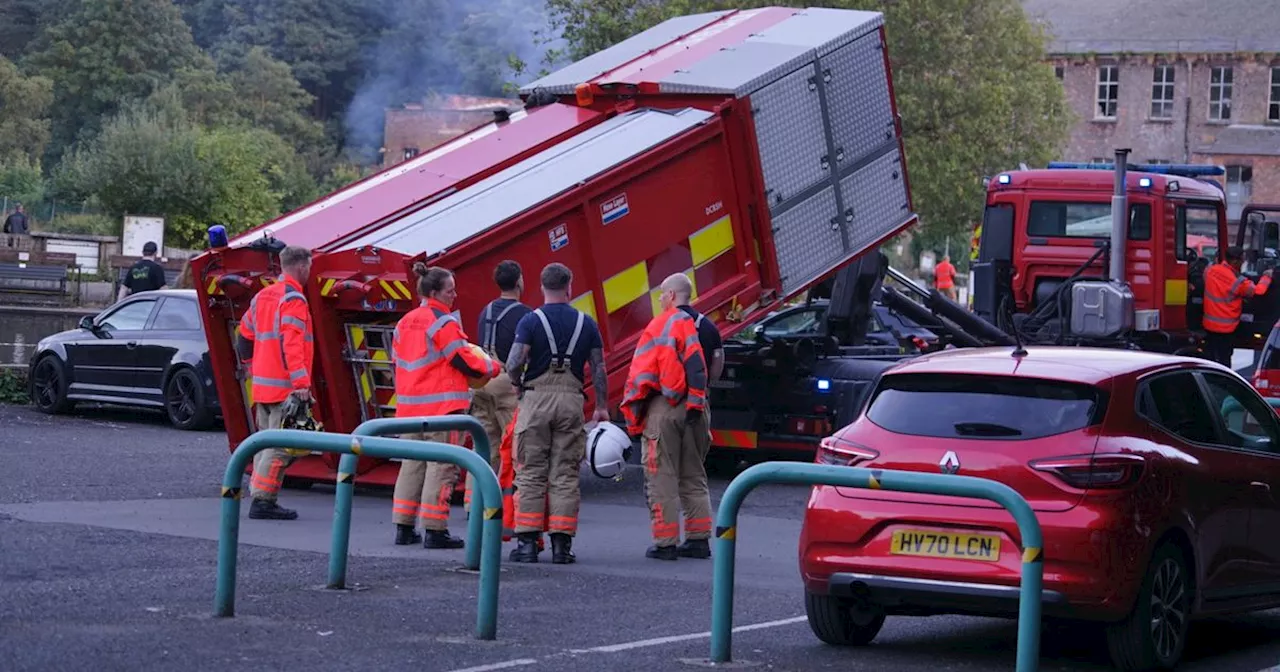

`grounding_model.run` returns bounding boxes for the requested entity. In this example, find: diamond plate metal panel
[751,62,831,209]
[837,149,912,255]
[771,185,844,295]
[518,10,733,95]
[824,32,896,169]
[342,108,715,255]
[657,41,814,96]
[744,7,883,57]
